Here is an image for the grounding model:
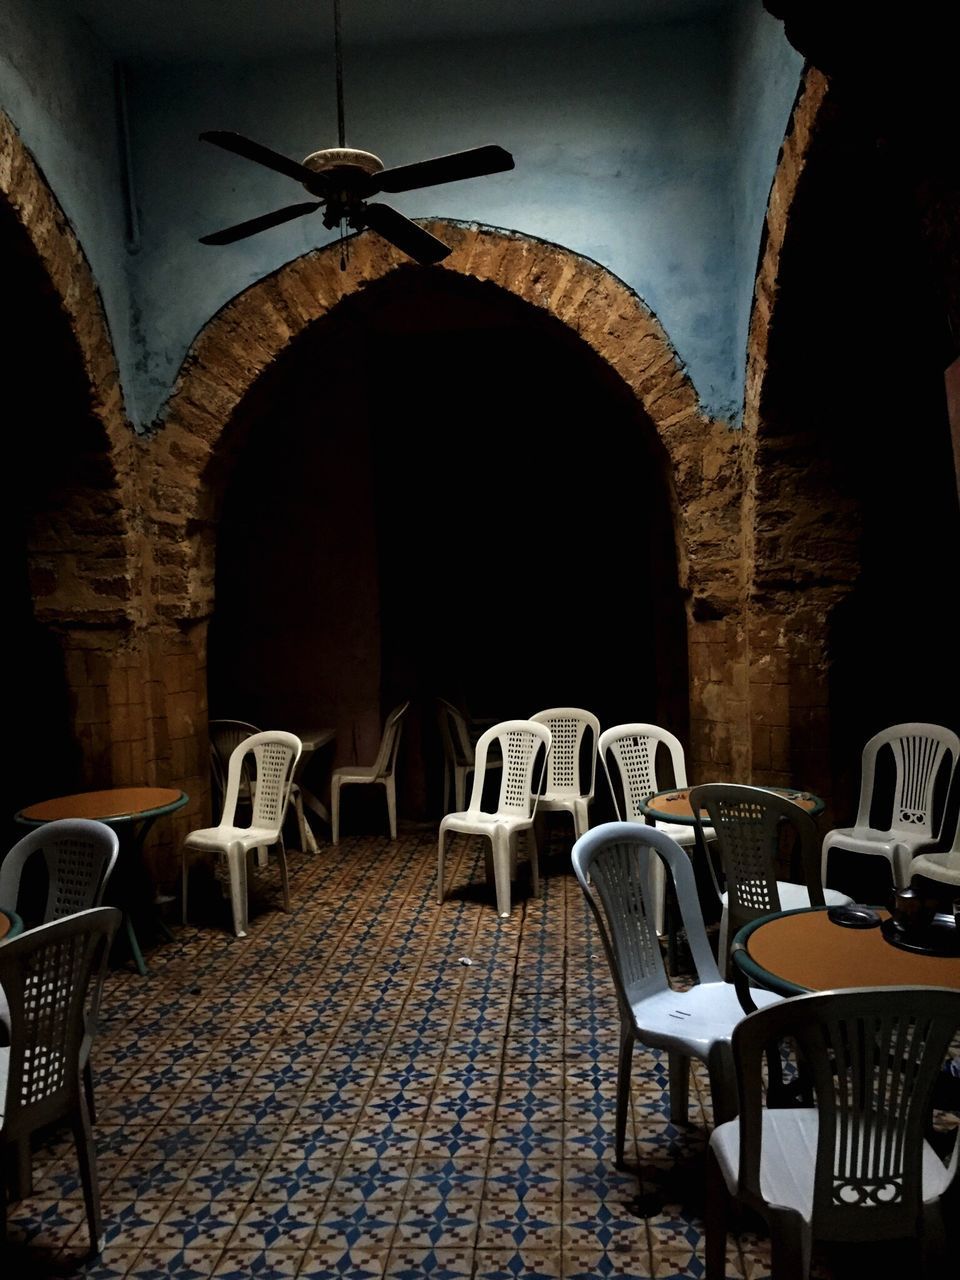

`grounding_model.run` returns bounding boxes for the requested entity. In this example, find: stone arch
[739,62,960,821]
[0,111,131,480]
[158,223,739,625]
[0,110,150,816]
